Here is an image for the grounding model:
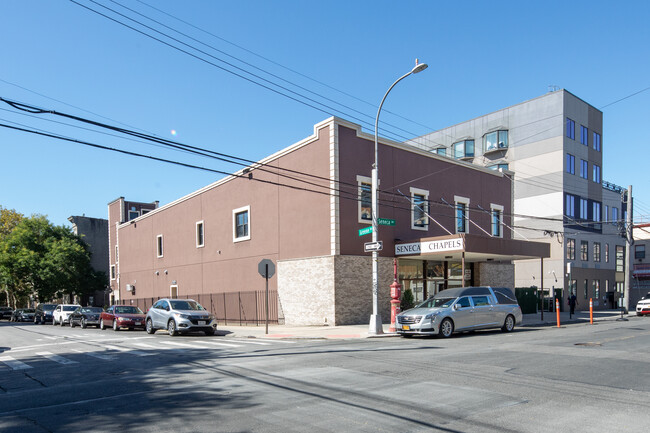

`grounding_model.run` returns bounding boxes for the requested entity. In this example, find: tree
[0,206,24,306]
[0,214,107,305]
